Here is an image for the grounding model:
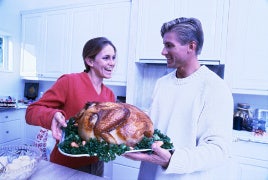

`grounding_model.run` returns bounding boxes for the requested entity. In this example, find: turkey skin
[74,102,154,147]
